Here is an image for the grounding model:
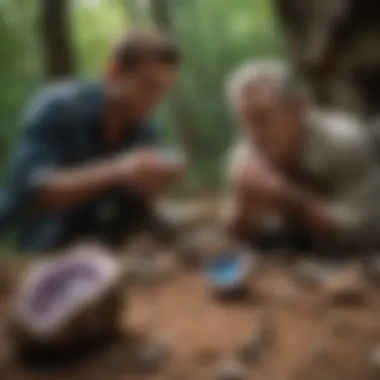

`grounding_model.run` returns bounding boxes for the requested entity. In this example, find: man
[0,28,185,253]
[224,60,380,253]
